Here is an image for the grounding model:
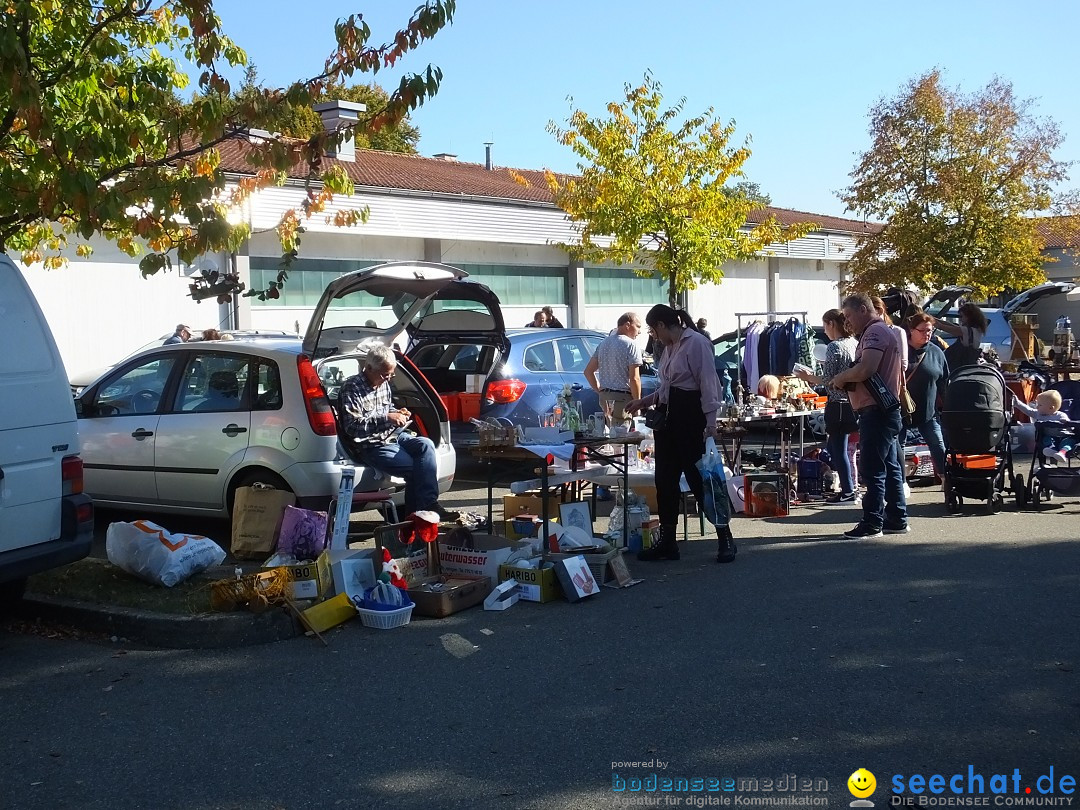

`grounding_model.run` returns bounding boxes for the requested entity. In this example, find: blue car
[412,327,659,447]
